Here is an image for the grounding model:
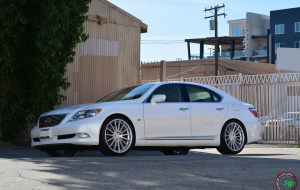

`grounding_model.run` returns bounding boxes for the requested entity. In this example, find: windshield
[96,84,155,103]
